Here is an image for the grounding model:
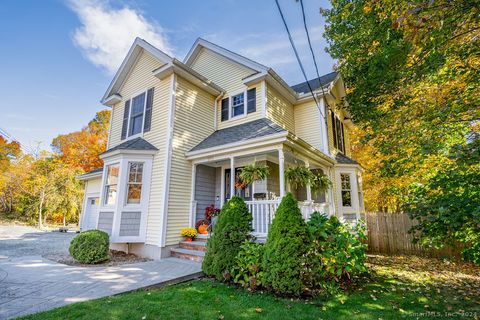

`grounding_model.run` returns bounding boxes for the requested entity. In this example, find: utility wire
[274,0,324,117]
[299,0,331,110]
